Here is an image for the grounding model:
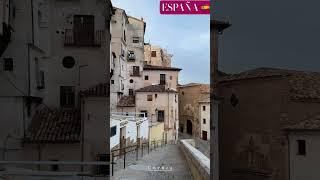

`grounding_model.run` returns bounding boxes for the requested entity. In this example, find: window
[151,51,157,57]
[60,86,75,108]
[123,30,126,42]
[3,58,13,71]
[50,160,59,171]
[203,119,206,124]
[140,110,148,117]
[129,79,134,83]
[133,37,140,43]
[37,71,45,89]
[111,126,117,137]
[160,74,166,85]
[297,140,306,155]
[129,89,133,96]
[128,51,135,60]
[147,95,152,101]
[73,15,95,46]
[145,76,149,80]
[155,94,157,98]
[170,76,172,80]
[175,94,177,103]
[158,110,164,122]
[203,106,206,111]
[111,80,114,84]
[62,56,75,69]
[230,93,239,107]
[132,66,140,76]
[182,91,184,96]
